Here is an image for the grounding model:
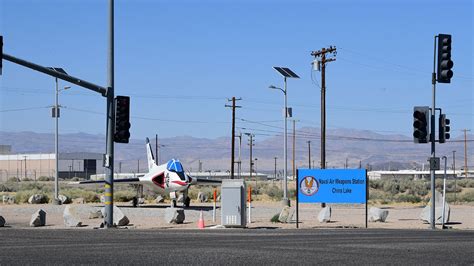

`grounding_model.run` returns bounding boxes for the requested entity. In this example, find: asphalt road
[0,229,472,265]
